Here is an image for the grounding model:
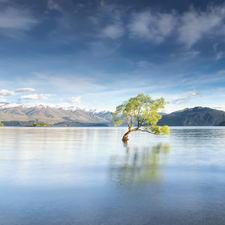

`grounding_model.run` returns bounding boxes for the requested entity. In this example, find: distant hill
[53,121,108,127]
[157,107,225,126]
[2,121,37,126]
[0,105,110,125]
[1,120,108,127]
